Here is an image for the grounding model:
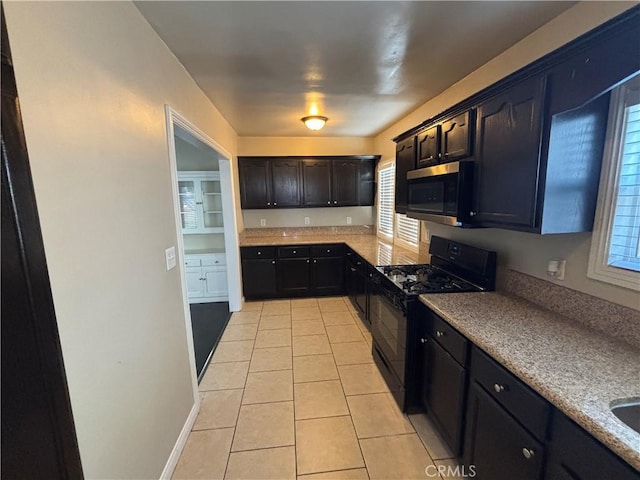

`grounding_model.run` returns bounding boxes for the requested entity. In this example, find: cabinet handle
[306,259,310,263]
[327,201,331,205]
[257,251,262,255]
[435,330,445,338]
[271,260,276,264]
[420,338,427,344]
[214,260,219,264]
[334,200,337,204]
[199,277,205,281]
[274,202,277,206]
[327,249,331,253]
[470,211,476,216]
[350,267,357,272]
[293,250,296,254]
[493,383,505,393]
[522,448,535,460]
[313,259,317,263]
[267,202,271,206]
[356,261,362,266]
[196,201,203,205]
